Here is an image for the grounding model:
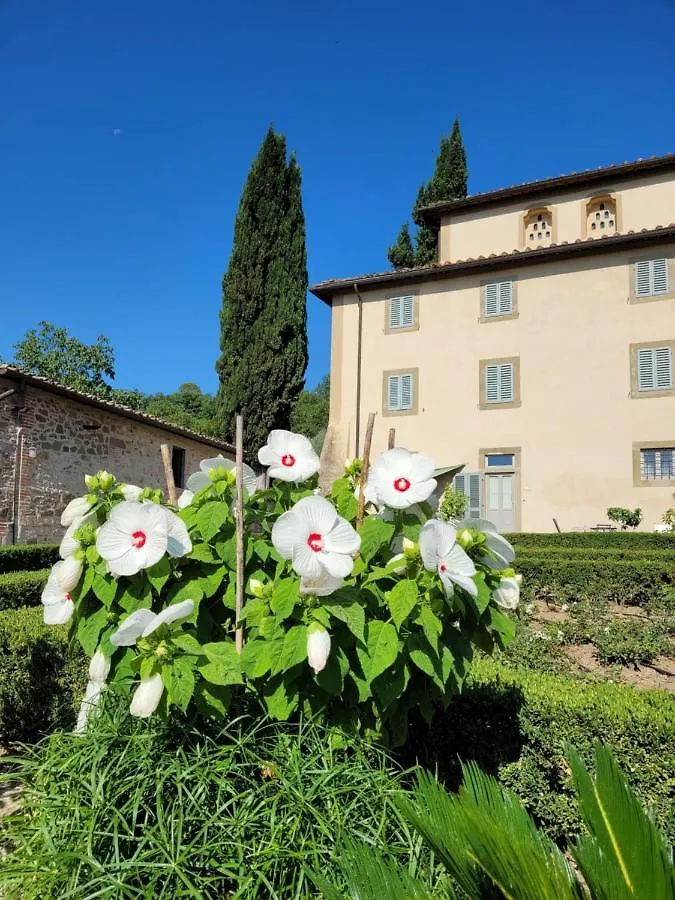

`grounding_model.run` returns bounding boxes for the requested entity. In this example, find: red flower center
[281,454,296,467]
[65,593,72,602]
[307,532,324,552]
[393,477,411,493]
[132,530,147,549]
[439,563,447,573]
